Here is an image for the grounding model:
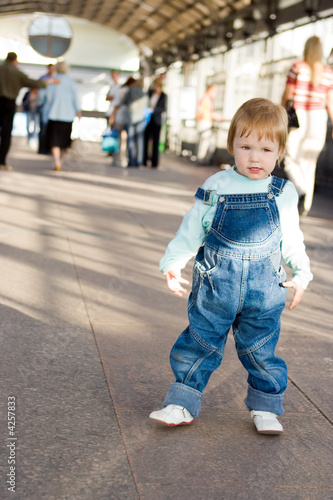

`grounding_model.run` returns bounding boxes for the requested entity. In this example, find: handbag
[101,128,120,153]
[144,107,153,125]
[285,100,299,129]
